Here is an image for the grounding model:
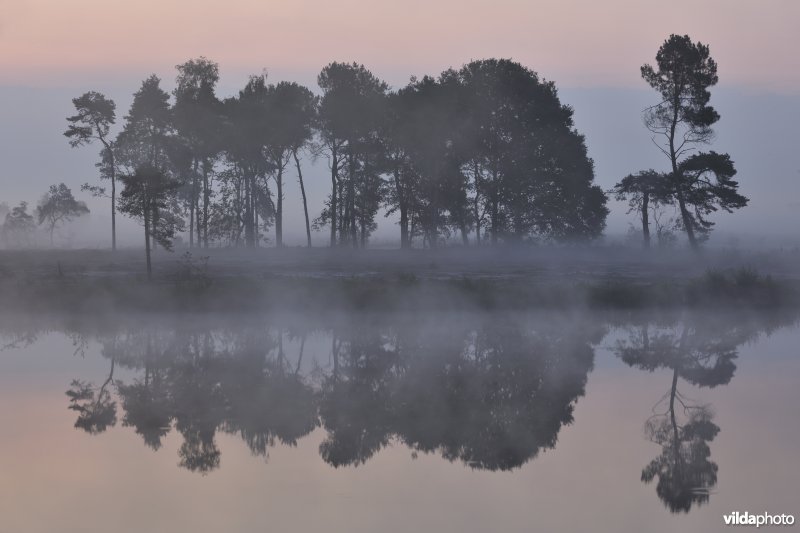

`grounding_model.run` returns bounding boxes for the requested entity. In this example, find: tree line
[1,34,747,264]
[64,56,609,263]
